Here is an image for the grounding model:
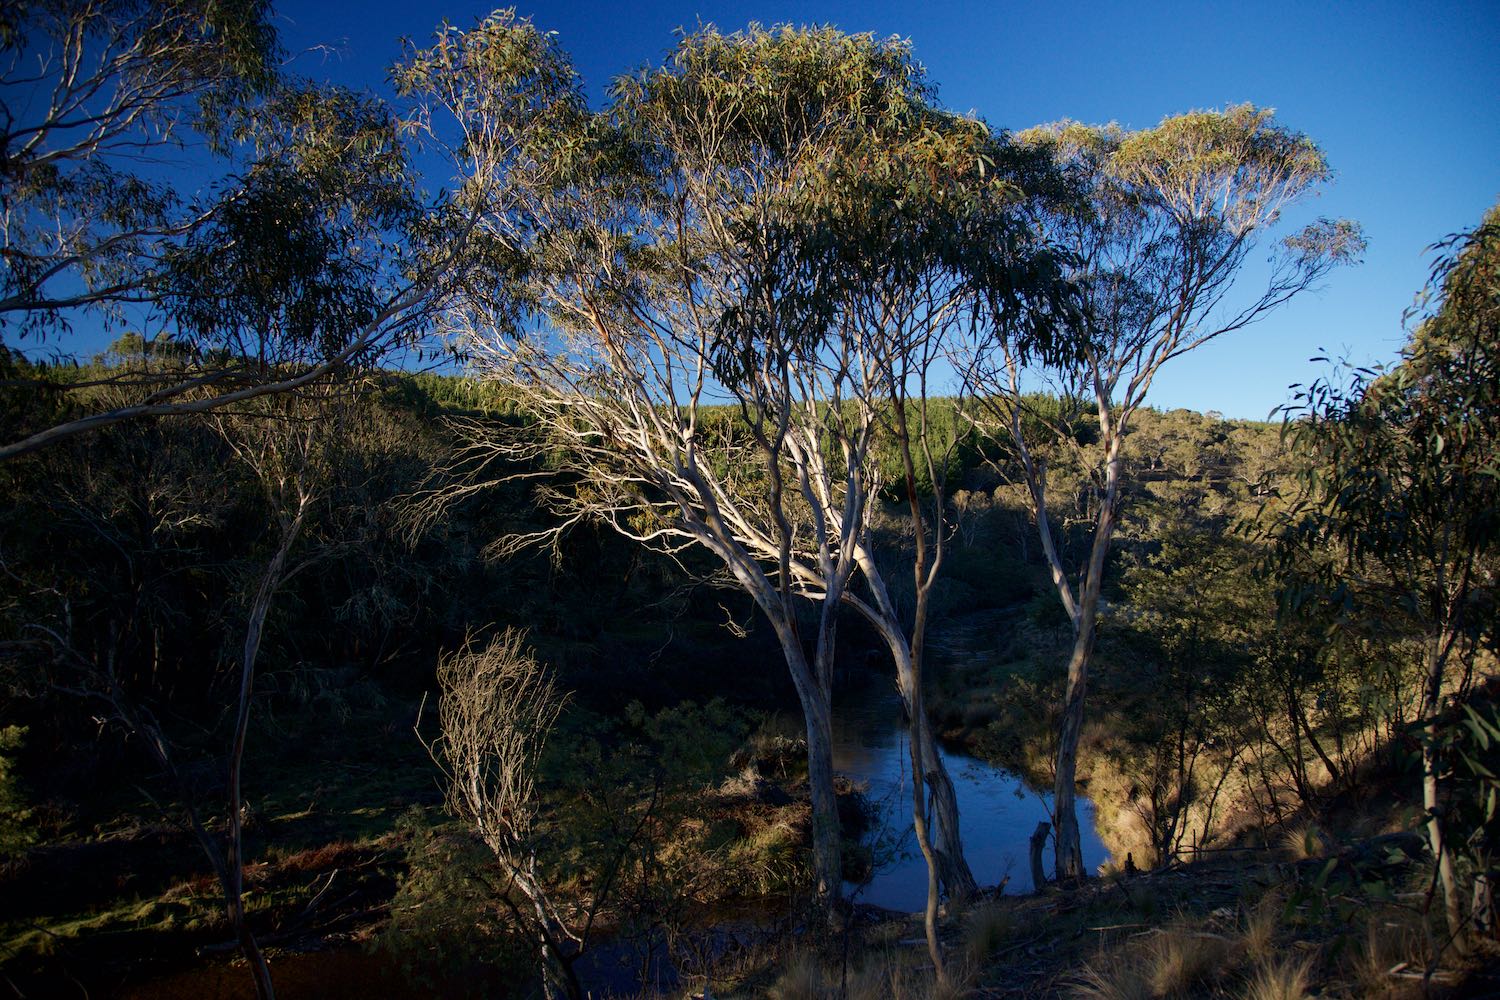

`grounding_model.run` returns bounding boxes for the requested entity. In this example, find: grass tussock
[1279,822,1326,861]
[1241,956,1312,1000]
[768,951,825,1000]
[962,902,1016,964]
[723,816,807,896]
[1144,927,1230,997]
[1352,910,1428,998]
[1239,894,1280,962]
[1070,924,1230,1000]
[1068,957,1151,1000]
